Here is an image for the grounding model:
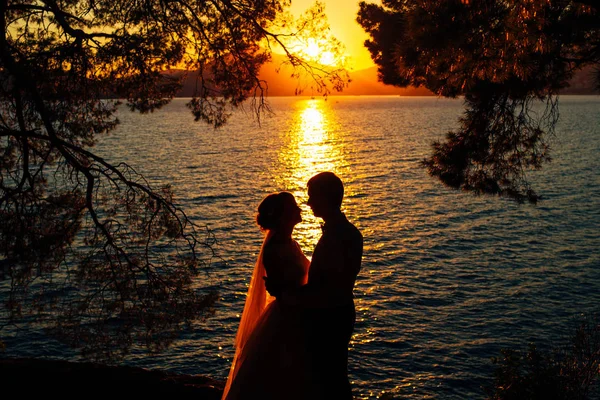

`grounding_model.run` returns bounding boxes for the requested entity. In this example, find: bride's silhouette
[222,191,310,400]
[222,172,363,400]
